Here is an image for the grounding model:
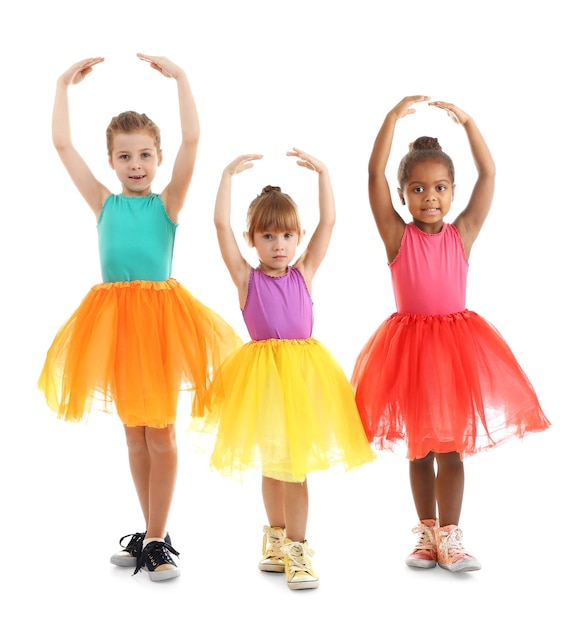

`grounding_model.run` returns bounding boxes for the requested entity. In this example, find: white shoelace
[282,542,315,574]
[411,523,436,551]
